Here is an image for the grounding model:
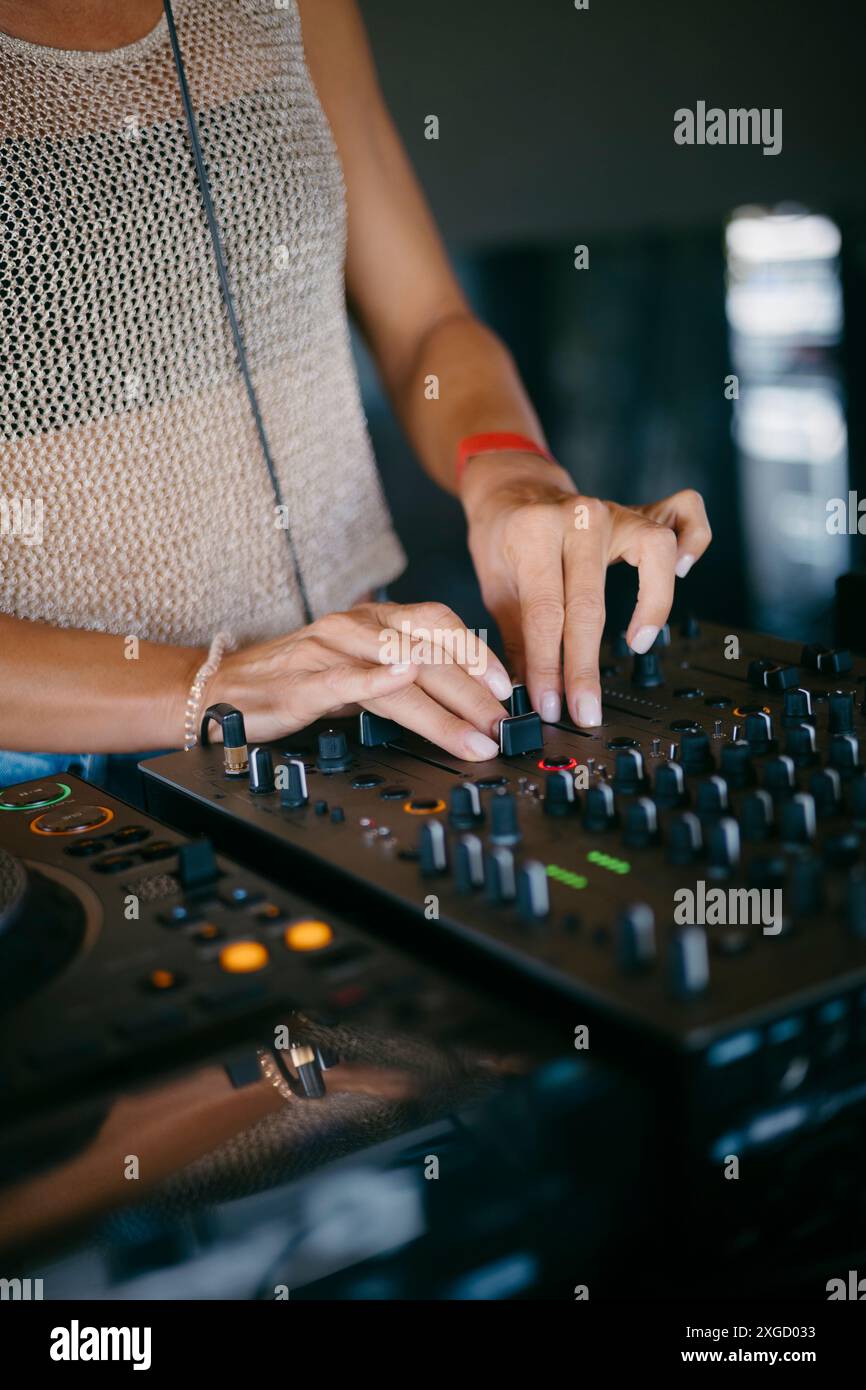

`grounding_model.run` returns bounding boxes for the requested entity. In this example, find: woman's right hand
[211,601,513,761]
